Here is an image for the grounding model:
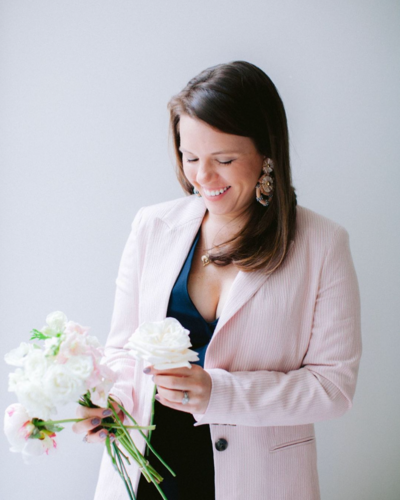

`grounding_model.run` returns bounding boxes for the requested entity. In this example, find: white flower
[23,349,49,381]
[43,363,86,405]
[65,355,94,381]
[4,404,57,463]
[14,379,56,420]
[8,368,27,392]
[4,342,34,366]
[4,404,31,452]
[124,317,199,370]
[41,311,68,337]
